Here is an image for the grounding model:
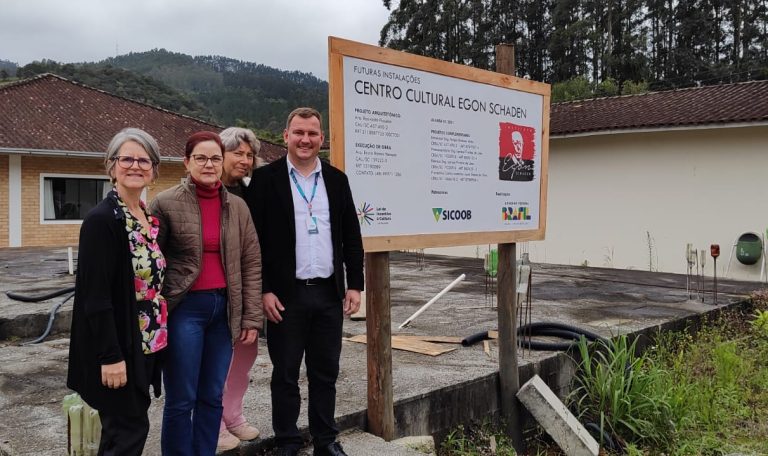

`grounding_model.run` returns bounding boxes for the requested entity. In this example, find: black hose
[517,322,607,351]
[462,322,609,350]
[6,286,75,302]
[584,422,619,451]
[519,322,607,343]
[461,331,489,346]
[21,291,75,345]
[525,327,585,340]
